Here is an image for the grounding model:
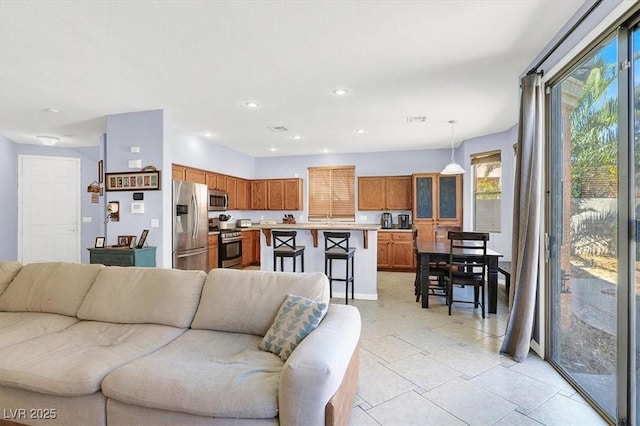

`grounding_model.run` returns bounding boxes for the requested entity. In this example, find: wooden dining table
[416,241,504,314]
